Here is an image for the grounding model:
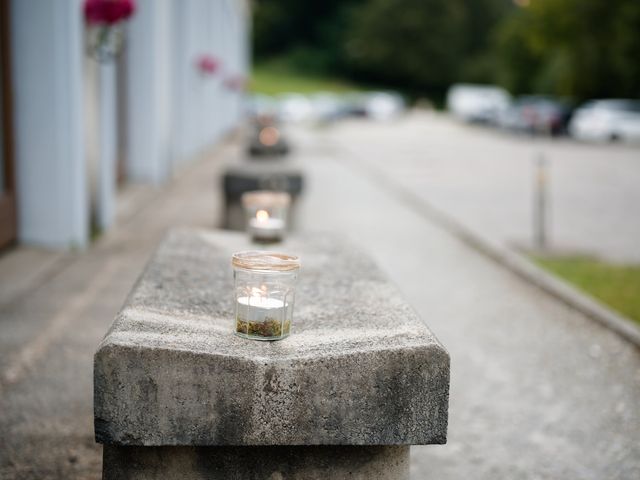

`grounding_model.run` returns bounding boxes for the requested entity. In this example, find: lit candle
[249,209,285,242]
[235,288,290,339]
[232,251,300,341]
